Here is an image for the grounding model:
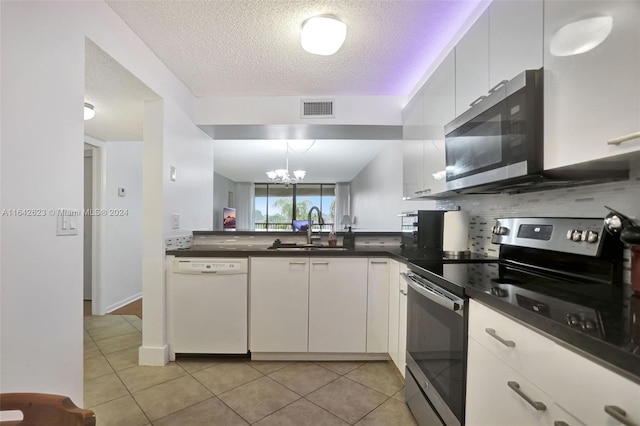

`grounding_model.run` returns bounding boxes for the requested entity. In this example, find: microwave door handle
[469,95,487,108]
[489,79,509,94]
[403,274,464,312]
